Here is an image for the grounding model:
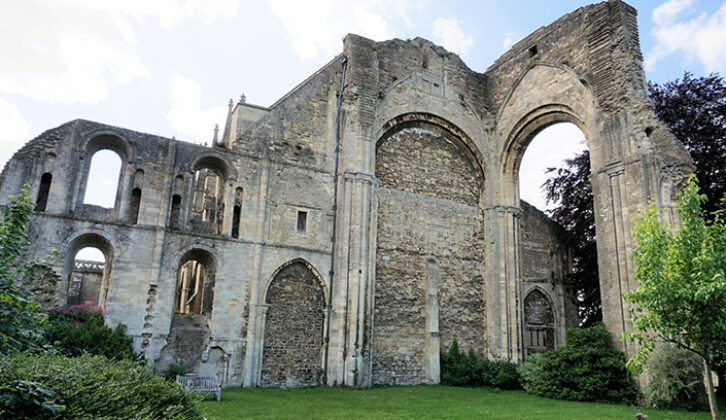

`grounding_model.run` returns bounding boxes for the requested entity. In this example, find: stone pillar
[485,205,523,363]
[424,257,440,384]
[327,171,376,387]
[242,303,268,386]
